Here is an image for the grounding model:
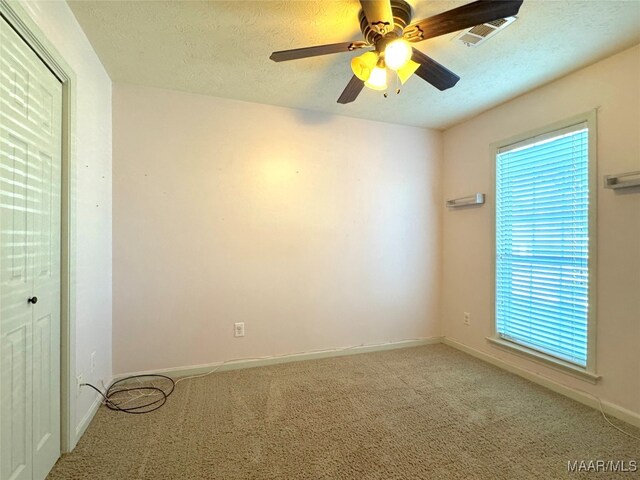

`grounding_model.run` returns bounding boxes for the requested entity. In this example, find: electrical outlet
[76,374,83,396]
[90,351,96,372]
[464,312,471,326]
[234,322,245,337]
